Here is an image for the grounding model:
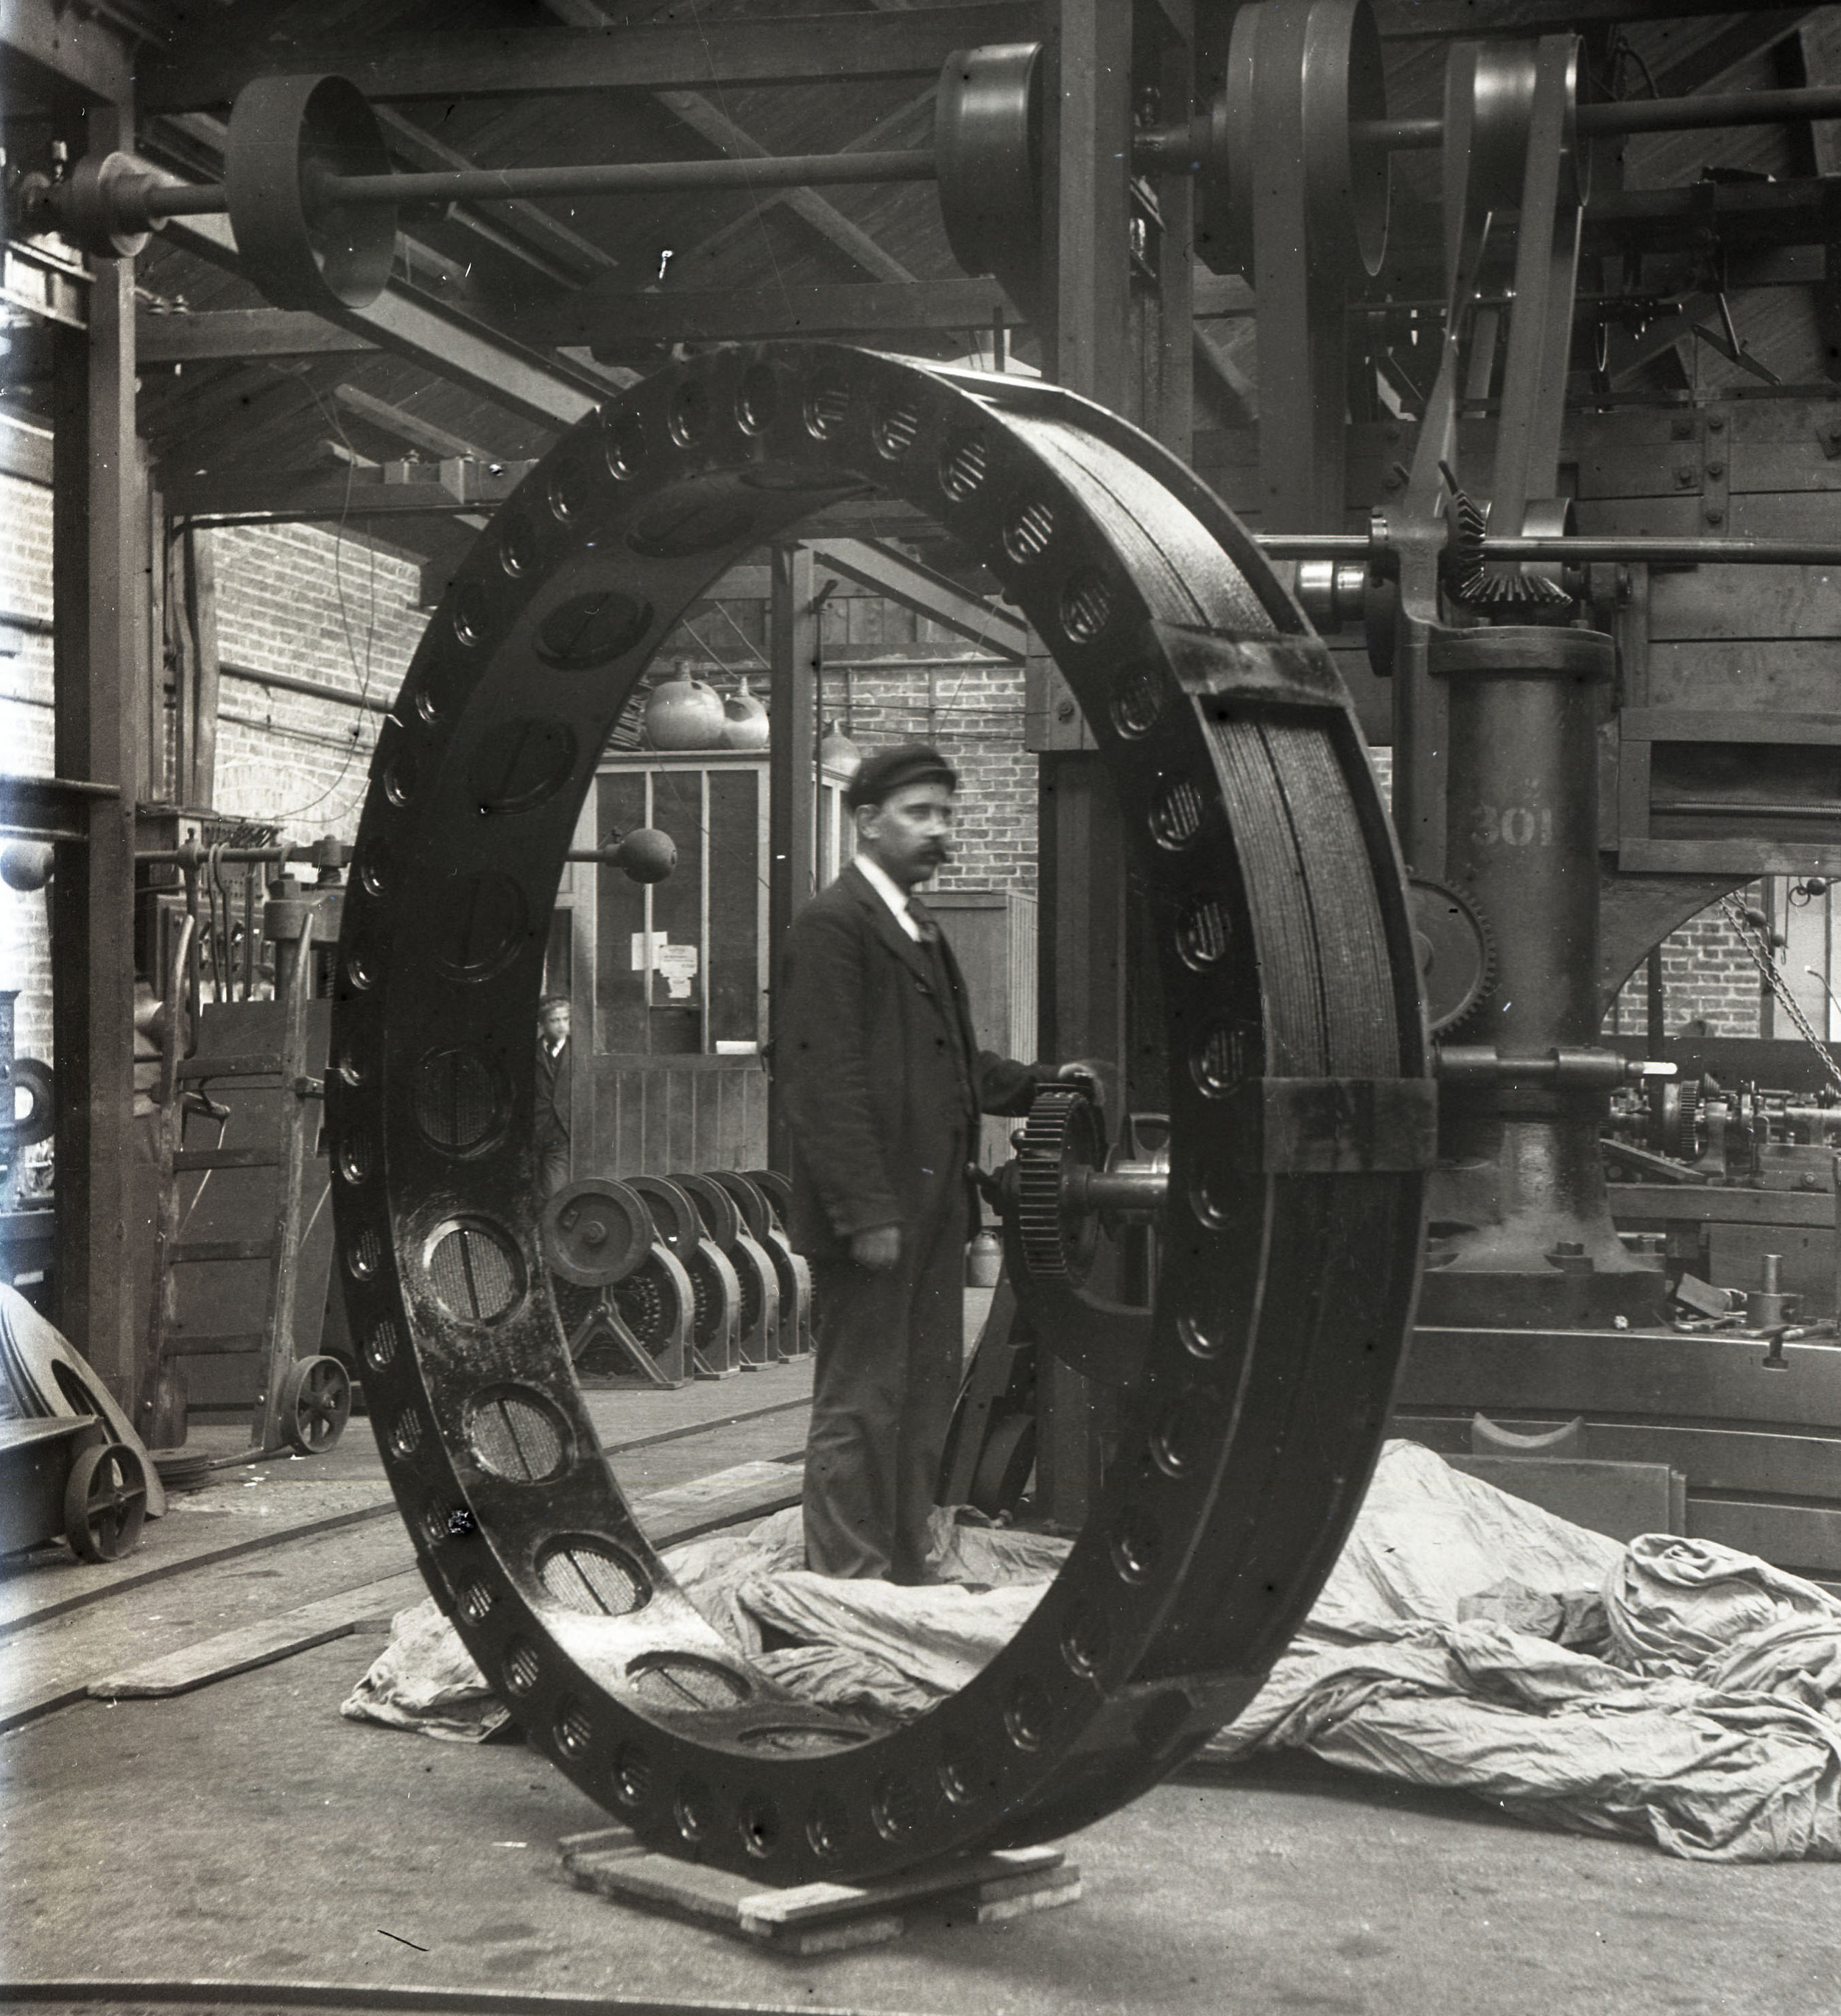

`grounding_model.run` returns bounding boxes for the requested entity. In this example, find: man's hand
[1055,1057,1113,1109]
[849,1224,903,1272]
